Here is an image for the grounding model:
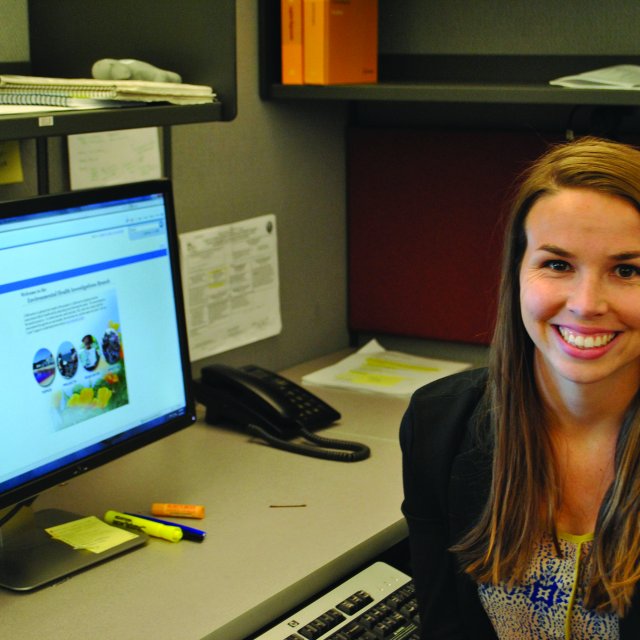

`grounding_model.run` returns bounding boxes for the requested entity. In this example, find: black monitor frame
[0,179,196,590]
